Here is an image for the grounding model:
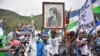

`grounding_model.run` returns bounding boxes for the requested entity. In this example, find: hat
[78,29,86,34]
[70,31,75,35]
[35,30,41,35]
[42,34,48,37]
